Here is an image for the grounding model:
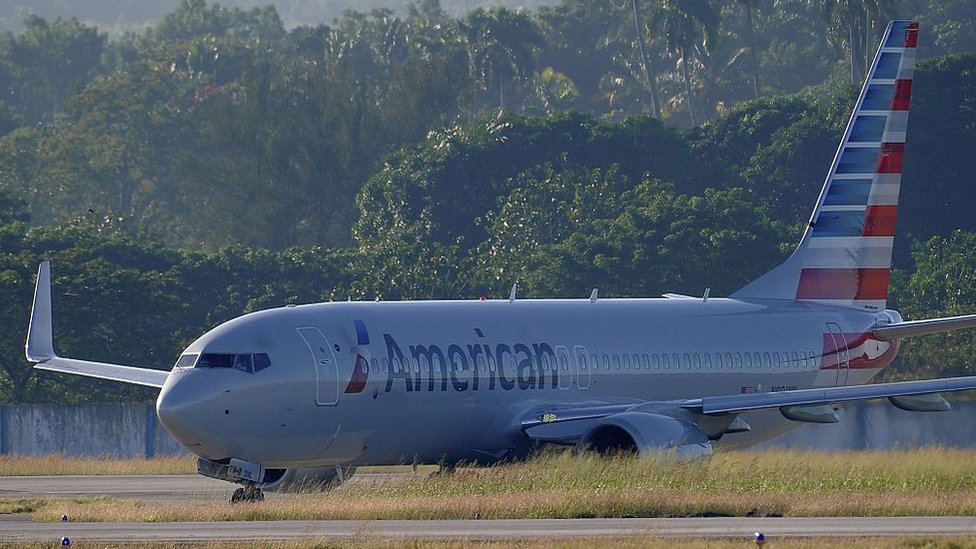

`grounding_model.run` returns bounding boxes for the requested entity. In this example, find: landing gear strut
[229,484,265,503]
